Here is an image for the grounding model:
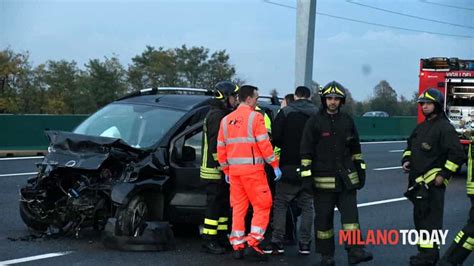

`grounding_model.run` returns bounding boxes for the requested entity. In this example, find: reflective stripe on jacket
[217,104,278,176]
[467,140,474,195]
